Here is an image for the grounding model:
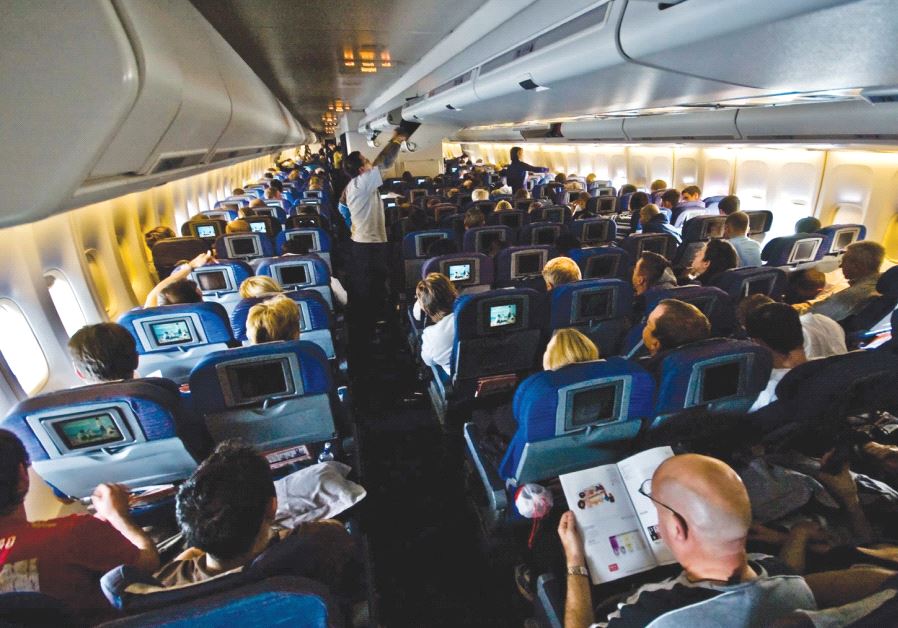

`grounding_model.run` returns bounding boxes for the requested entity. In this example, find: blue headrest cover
[214,234,275,260]
[196,260,254,292]
[255,255,330,287]
[680,216,725,243]
[188,341,331,412]
[230,290,332,342]
[760,234,824,264]
[550,279,632,328]
[206,208,238,220]
[118,302,235,354]
[461,226,513,253]
[710,267,787,298]
[568,246,629,267]
[274,227,332,254]
[401,229,454,259]
[495,245,554,280]
[1,379,181,462]
[498,358,655,480]
[421,253,495,285]
[572,218,617,242]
